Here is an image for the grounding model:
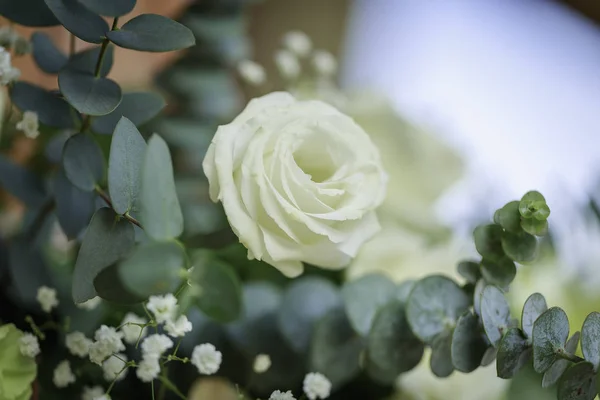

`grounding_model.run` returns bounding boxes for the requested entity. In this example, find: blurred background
[4,0,600,399]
